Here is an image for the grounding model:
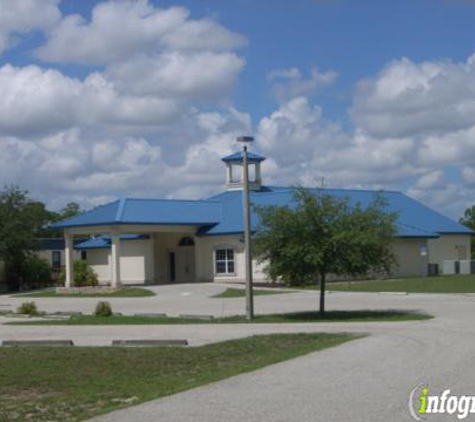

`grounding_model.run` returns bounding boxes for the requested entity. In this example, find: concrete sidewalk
[0,317,428,346]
